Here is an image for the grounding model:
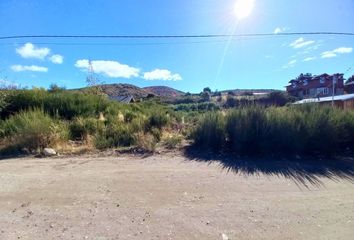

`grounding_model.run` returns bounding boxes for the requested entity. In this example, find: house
[293,93,354,109]
[110,95,135,103]
[344,81,354,94]
[286,73,344,99]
